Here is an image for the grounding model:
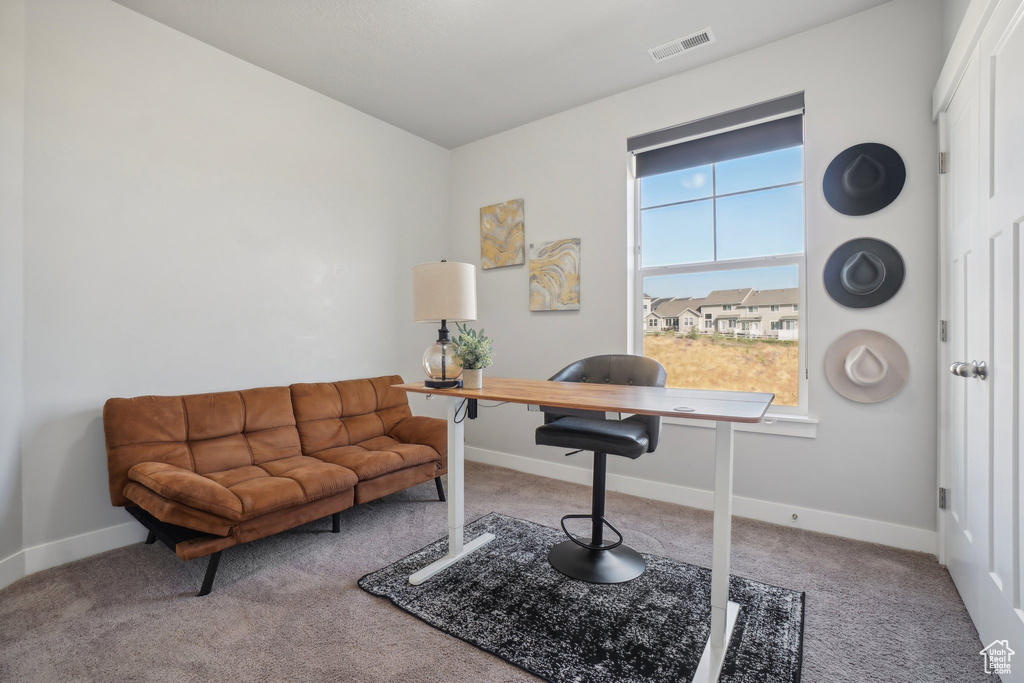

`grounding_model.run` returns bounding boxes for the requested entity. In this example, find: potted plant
[451,322,494,389]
